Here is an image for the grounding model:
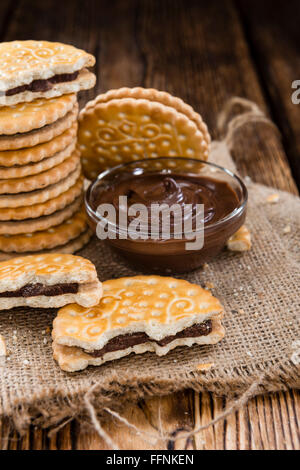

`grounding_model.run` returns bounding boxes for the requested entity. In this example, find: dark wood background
[0,0,299,450]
